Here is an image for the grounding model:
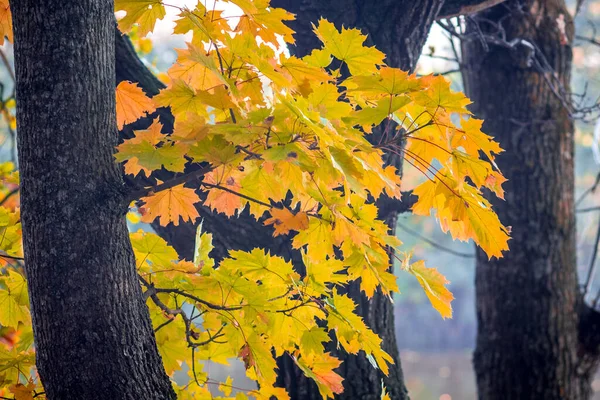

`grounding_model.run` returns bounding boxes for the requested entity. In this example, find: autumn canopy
[0,0,509,398]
